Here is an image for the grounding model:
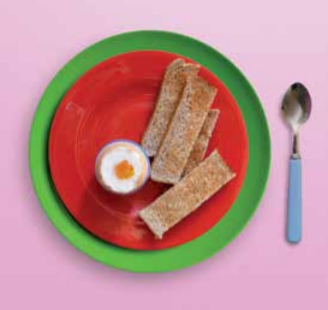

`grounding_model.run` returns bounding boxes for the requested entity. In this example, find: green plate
[29,30,271,273]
